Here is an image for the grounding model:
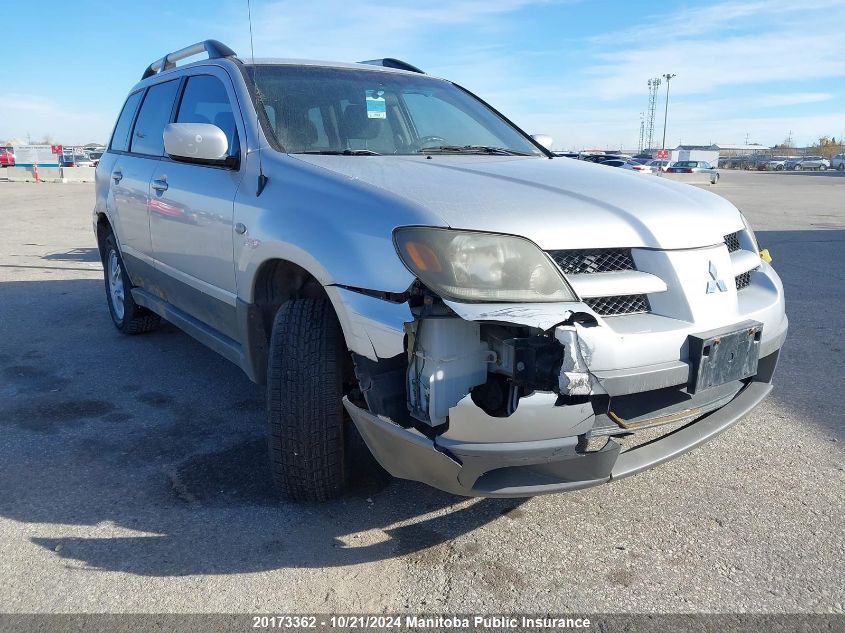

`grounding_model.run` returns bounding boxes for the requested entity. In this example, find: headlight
[394,227,577,303]
[740,212,759,252]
